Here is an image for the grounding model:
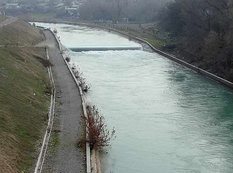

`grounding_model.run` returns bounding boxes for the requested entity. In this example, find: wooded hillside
[160,0,233,81]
